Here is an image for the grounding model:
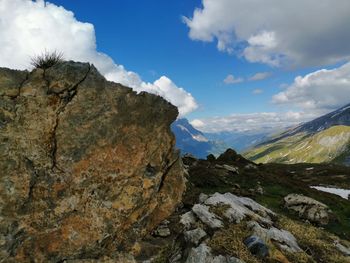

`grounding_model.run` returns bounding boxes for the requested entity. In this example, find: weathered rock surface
[0,62,185,262]
[214,164,239,174]
[180,211,197,230]
[335,241,350,256]
[192,204,223,229]
[284,194,330,225]
[152,220,171,237]
[248,221,302,253]
[185,243,243,263]
[205,192,275,225]
[184,228,207,246]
